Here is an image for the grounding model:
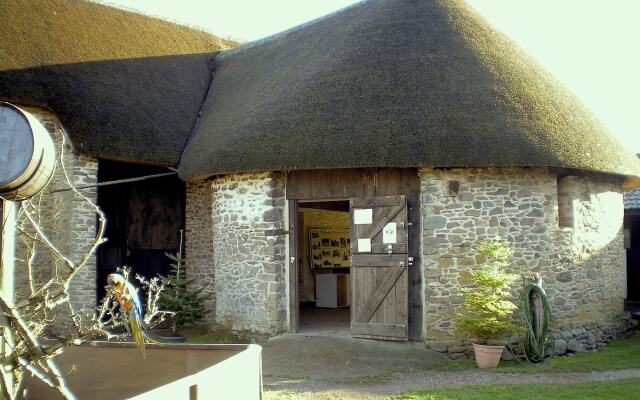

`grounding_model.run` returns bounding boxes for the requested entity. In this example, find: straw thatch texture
[179,0,640,186]
[0,0,236,166]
